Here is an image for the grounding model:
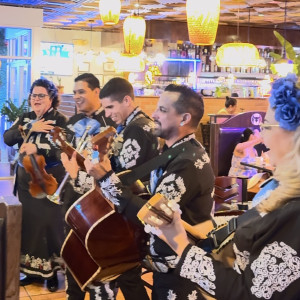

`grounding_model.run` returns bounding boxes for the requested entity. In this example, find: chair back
[214,176,239,212]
